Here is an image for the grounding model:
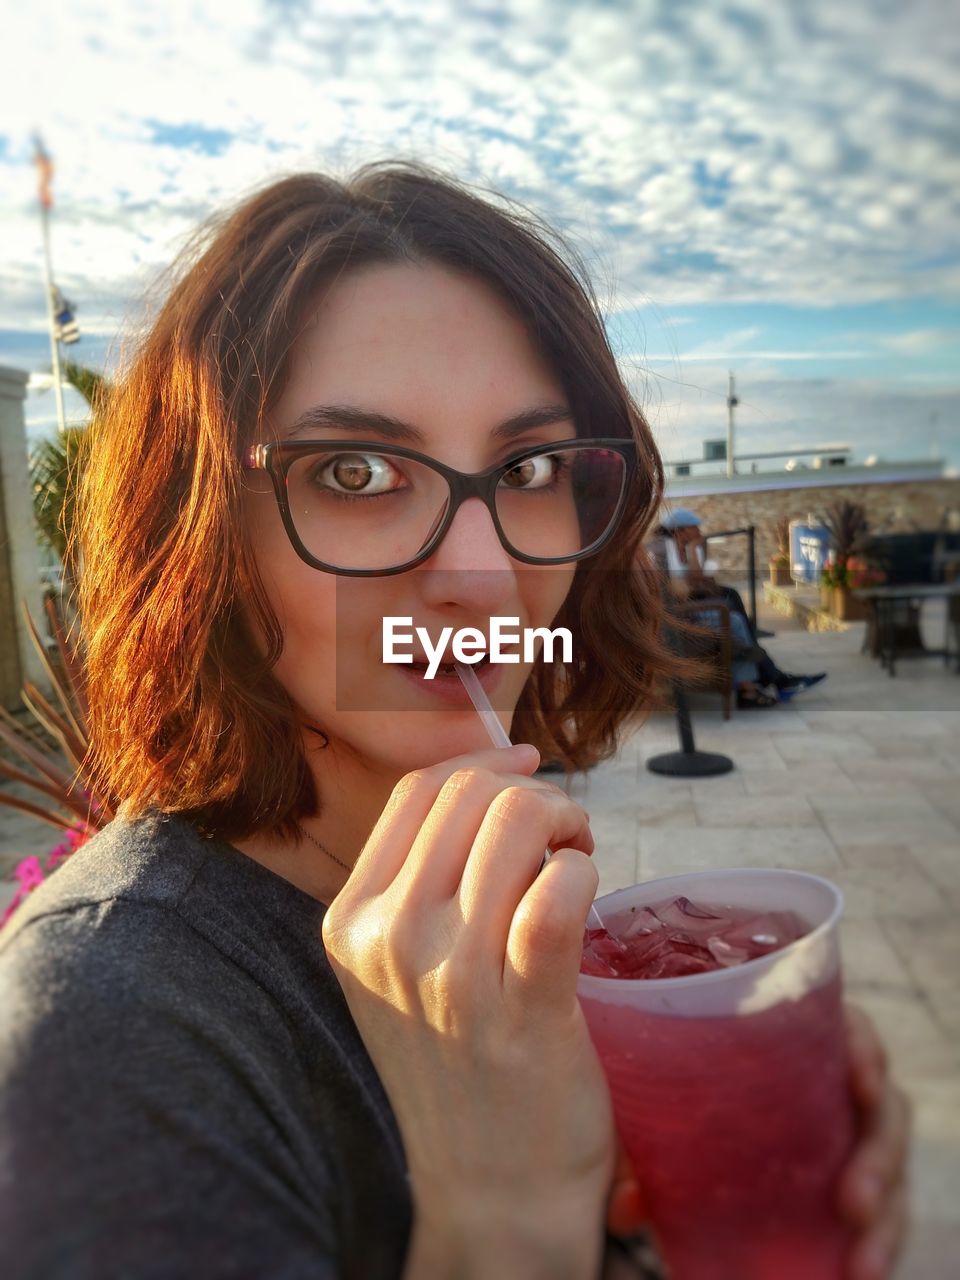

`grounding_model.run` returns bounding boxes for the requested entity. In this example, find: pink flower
[15,857,45,891]
[1,858,44,929]
[1,827,91,930]
[47,826,90,869]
